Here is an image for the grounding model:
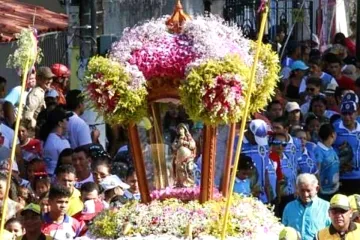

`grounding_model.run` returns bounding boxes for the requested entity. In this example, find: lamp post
[357,0,360,57]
